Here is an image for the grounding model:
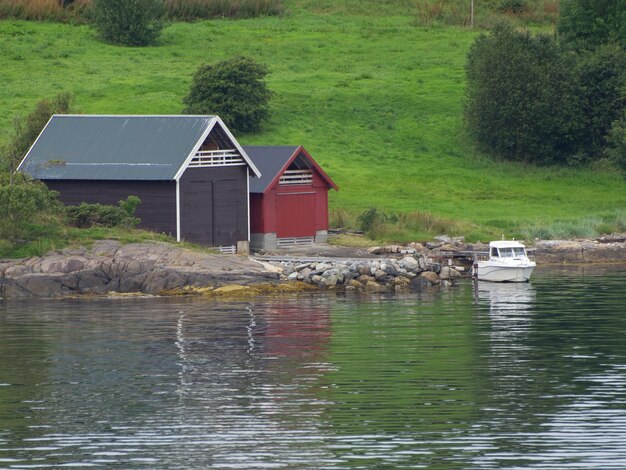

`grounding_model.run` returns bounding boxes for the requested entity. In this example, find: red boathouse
[244,146,338,250]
